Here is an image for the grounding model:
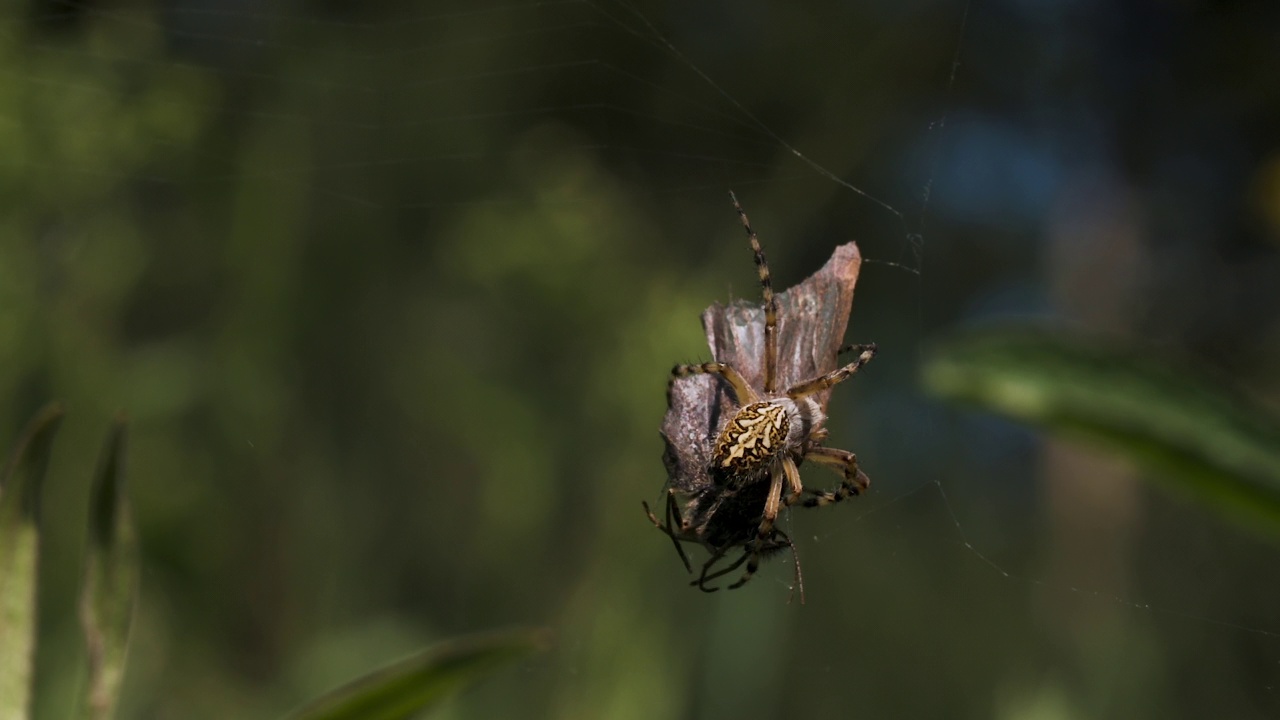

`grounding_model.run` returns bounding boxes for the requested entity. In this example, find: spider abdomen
[712,400,792,473]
